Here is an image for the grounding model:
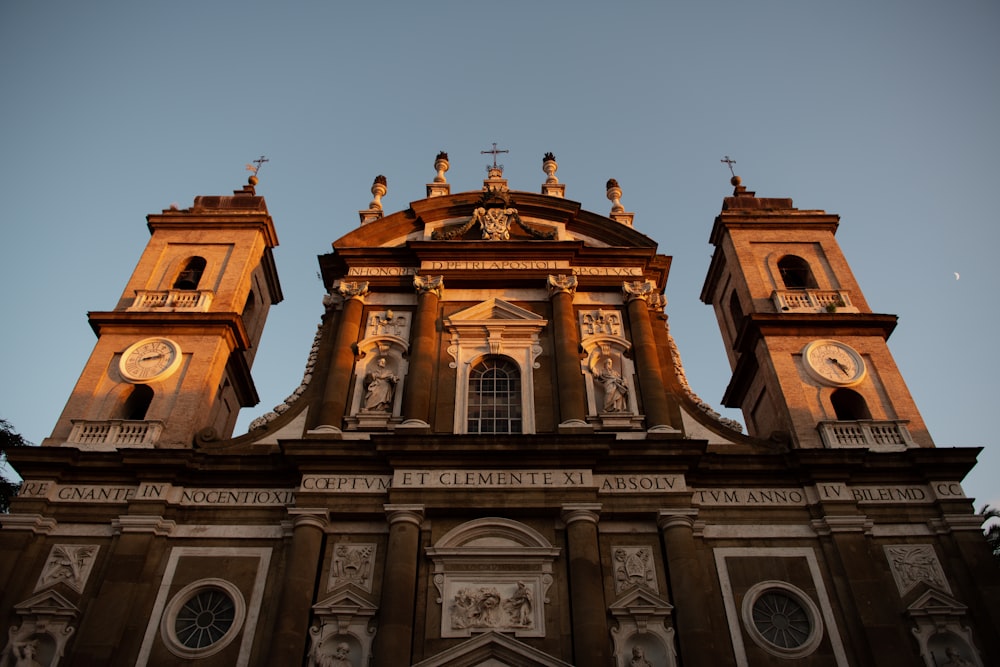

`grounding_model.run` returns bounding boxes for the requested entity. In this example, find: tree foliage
[1,418,30,513]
